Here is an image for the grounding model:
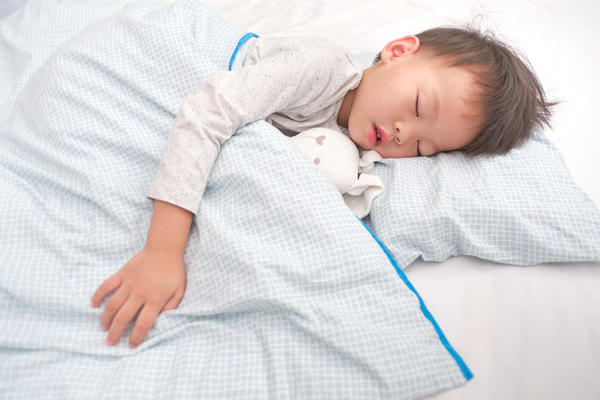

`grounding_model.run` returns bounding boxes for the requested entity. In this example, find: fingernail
[106,338,115,346]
